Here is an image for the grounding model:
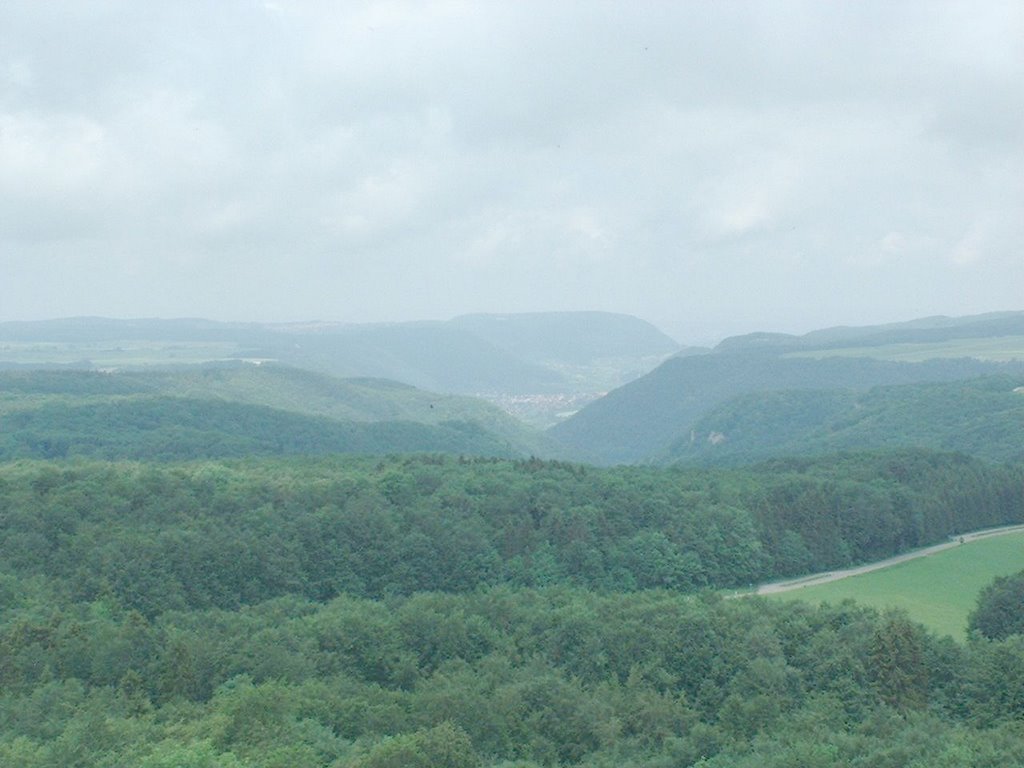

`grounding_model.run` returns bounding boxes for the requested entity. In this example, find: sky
[1,1,1021,345]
